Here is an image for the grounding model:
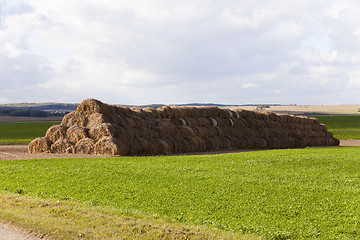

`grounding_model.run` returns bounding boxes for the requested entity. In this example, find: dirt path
[1,140,360,161]
[0,223,41,240]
